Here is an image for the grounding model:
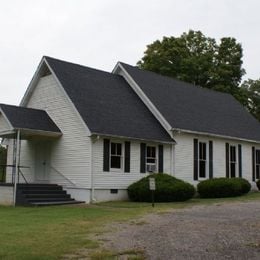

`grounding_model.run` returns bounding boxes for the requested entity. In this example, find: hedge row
[127,174,253,202]
[197,177,251,198]
[128,173,195,202]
